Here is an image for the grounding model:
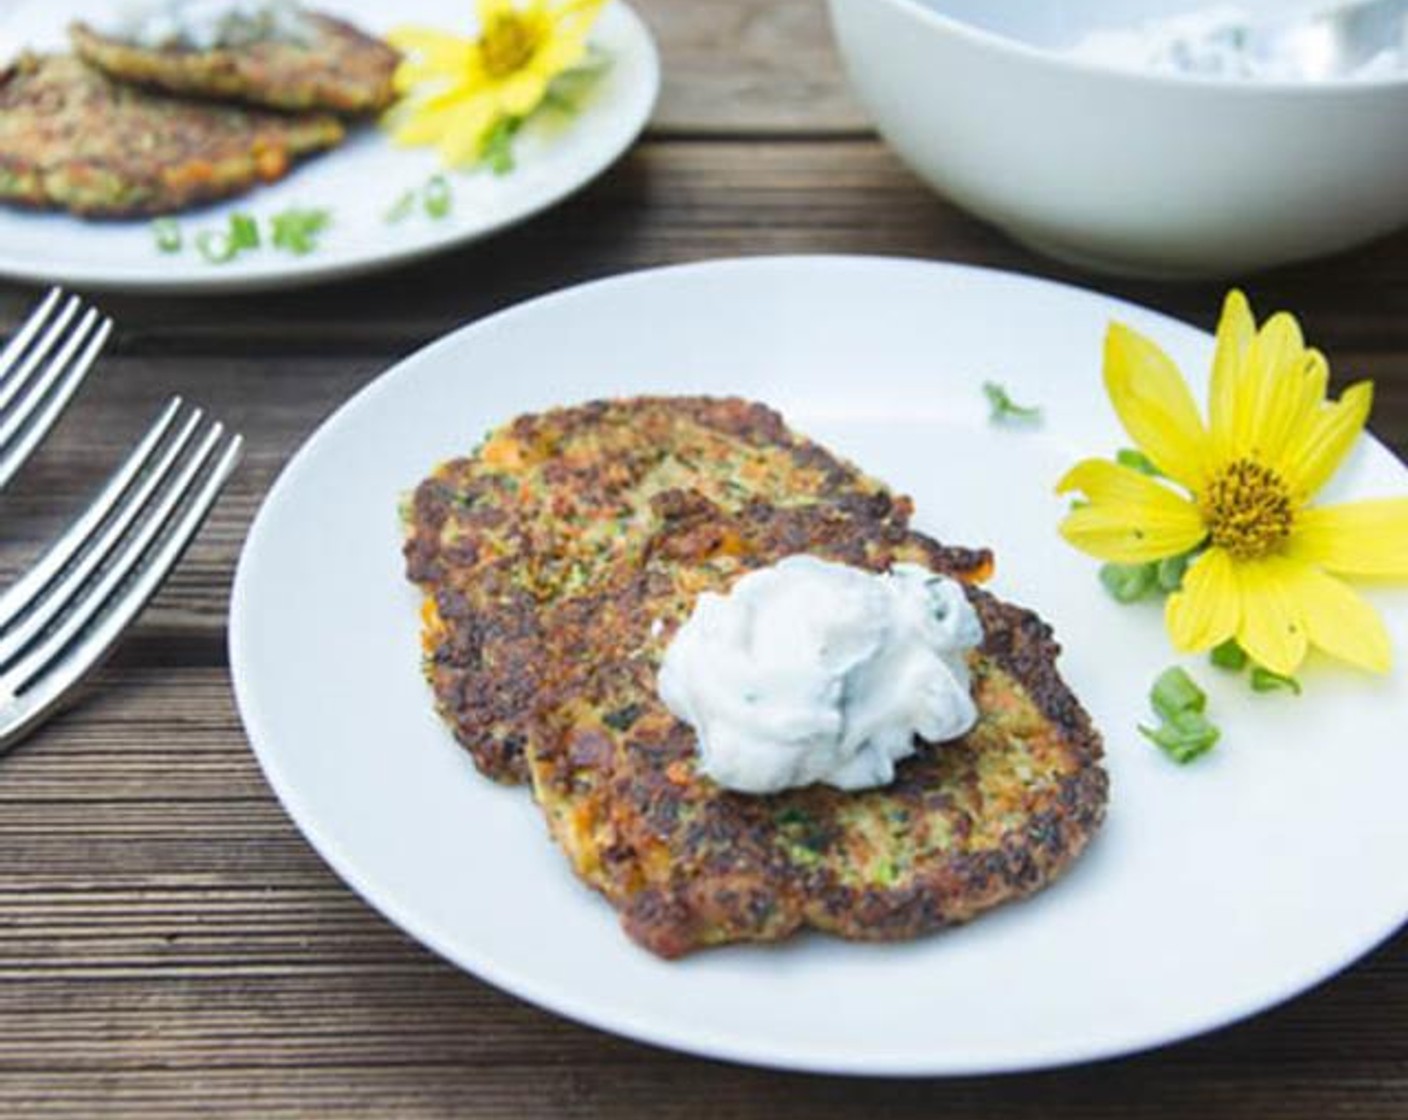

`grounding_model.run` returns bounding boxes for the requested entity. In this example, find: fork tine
[0,291,82,414]
[0,289,60,370]
[0,419,226,686]
[0,403,201,661]
[0,398,185,632]
[0,310,111,491]
[0,431,242,753]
